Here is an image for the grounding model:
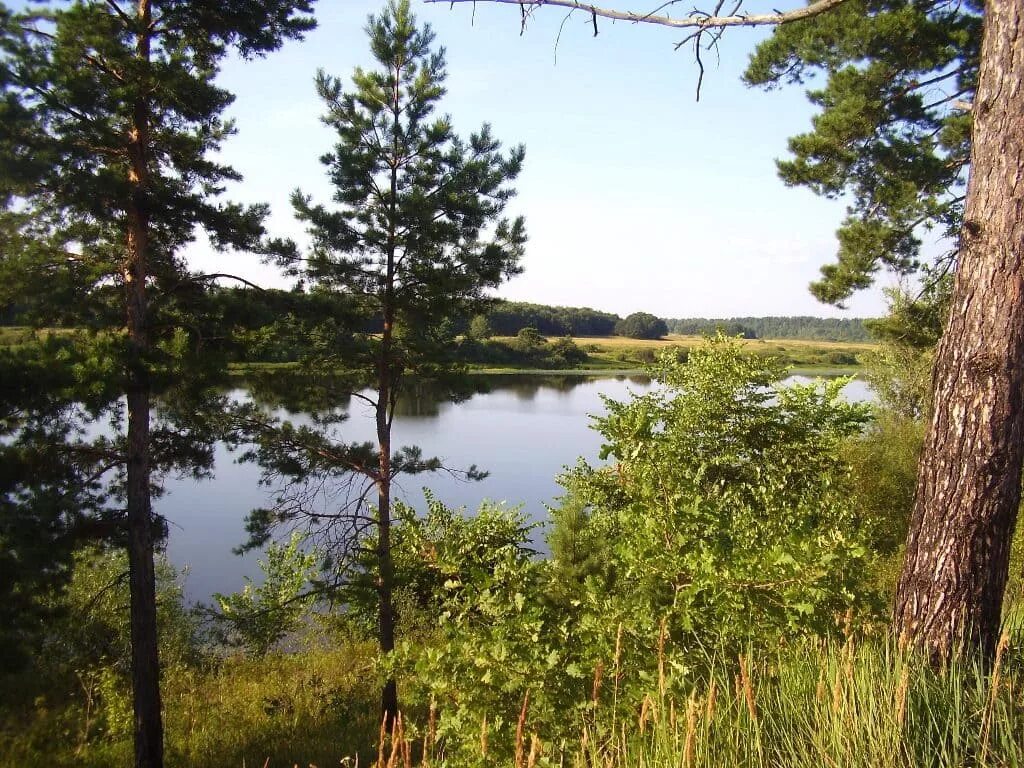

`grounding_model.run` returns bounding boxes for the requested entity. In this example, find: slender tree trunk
[377,66,402,722]
[376,306,399,724]
[376,365,398,724]
[125,2,163,766]
[375,265,398,722]
[893,0,1024,664]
